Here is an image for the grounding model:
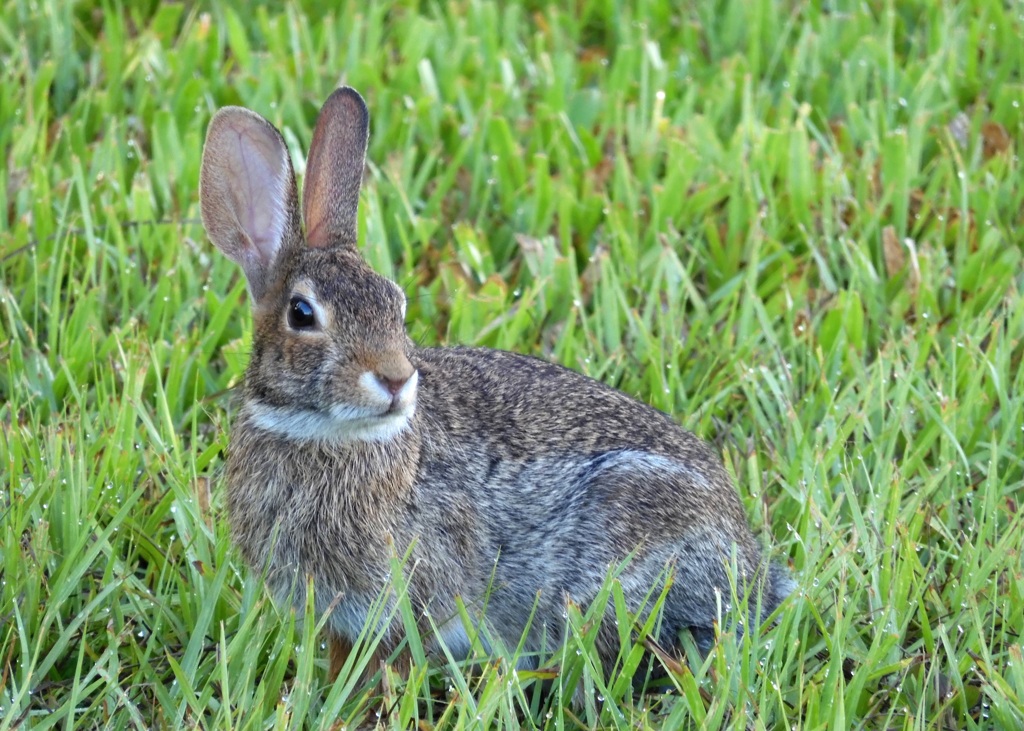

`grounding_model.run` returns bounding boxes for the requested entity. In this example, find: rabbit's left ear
[303,87,370,250]
[200,106,300,302]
